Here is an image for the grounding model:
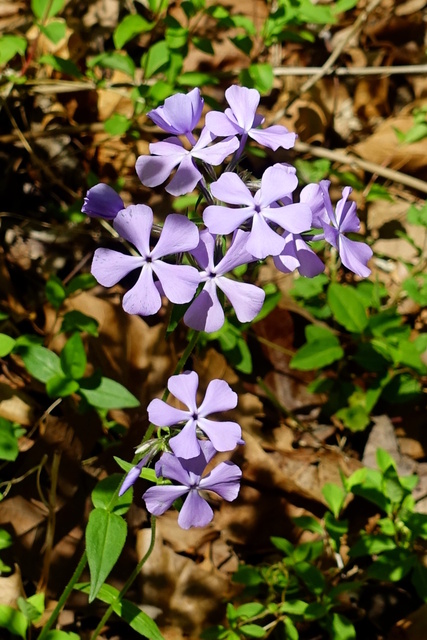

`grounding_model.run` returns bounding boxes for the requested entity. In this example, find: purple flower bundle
[83,85,373,528]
